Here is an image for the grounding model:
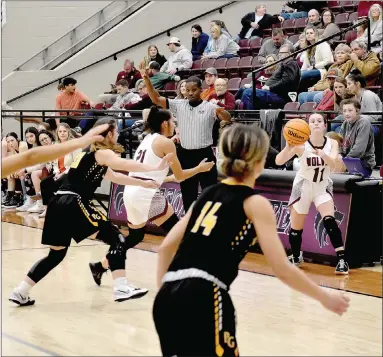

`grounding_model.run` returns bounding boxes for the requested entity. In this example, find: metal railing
[6,1,236,104]
[14,1,148,72]
[251,18,372,107]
